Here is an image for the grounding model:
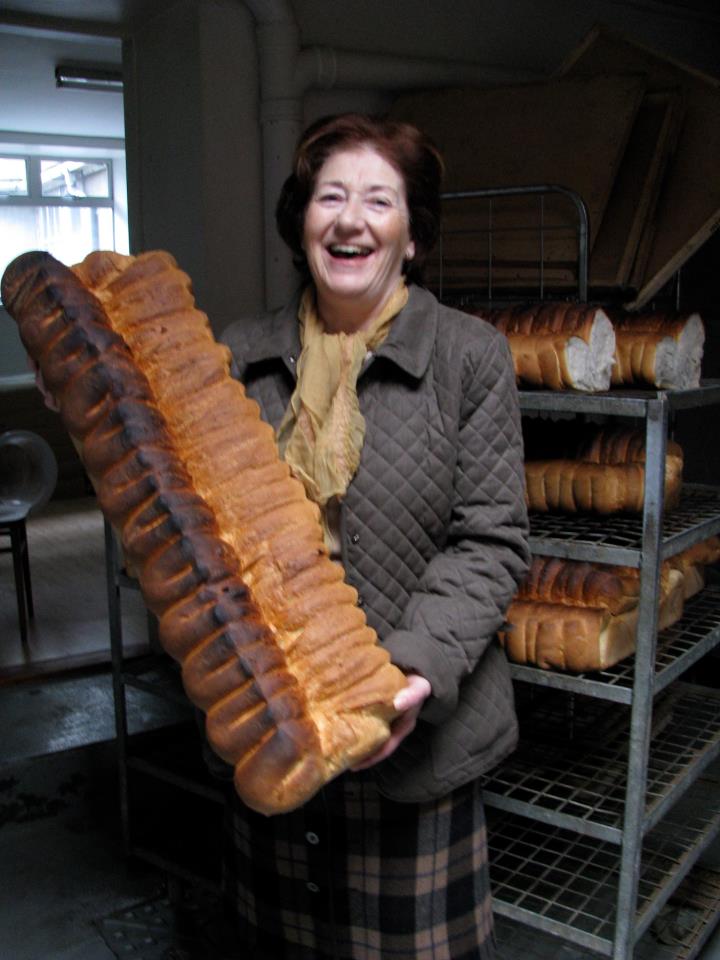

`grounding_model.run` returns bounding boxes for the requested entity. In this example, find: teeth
[329,244,371,257]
